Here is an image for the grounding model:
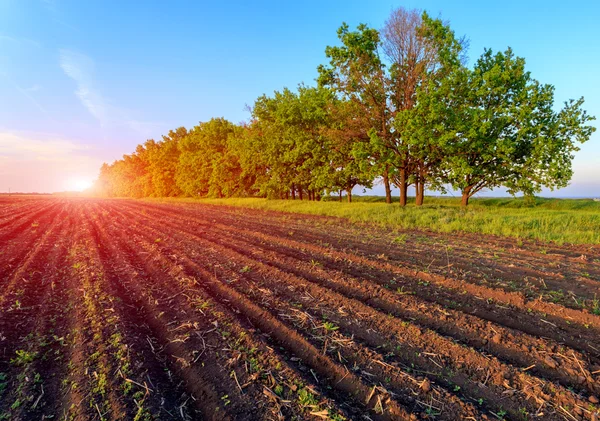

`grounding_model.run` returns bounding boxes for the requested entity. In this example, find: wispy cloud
[0,34,41,48]
[59,49,108,125]
[12,82,48,116]
[1,72,49,117]
[41,0,78,32]
[0,131,91,160]
[24,84,42,93]
[58,49,160,136]
[41,0,57,13]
